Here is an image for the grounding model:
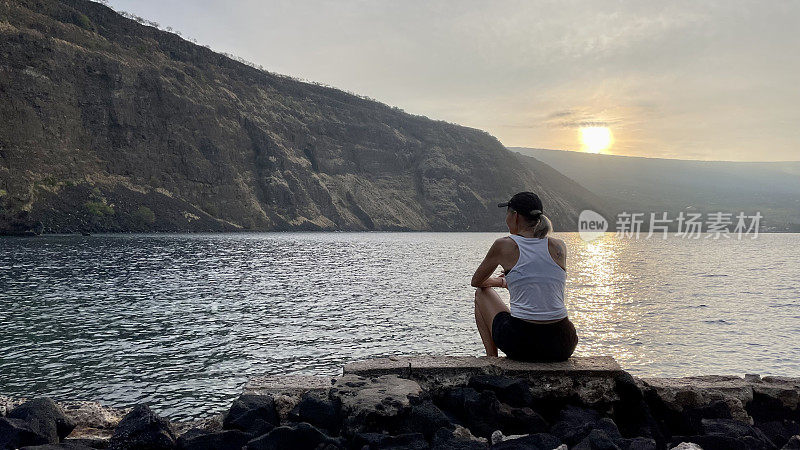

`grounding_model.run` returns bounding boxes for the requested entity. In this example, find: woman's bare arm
[471,238,509,288]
